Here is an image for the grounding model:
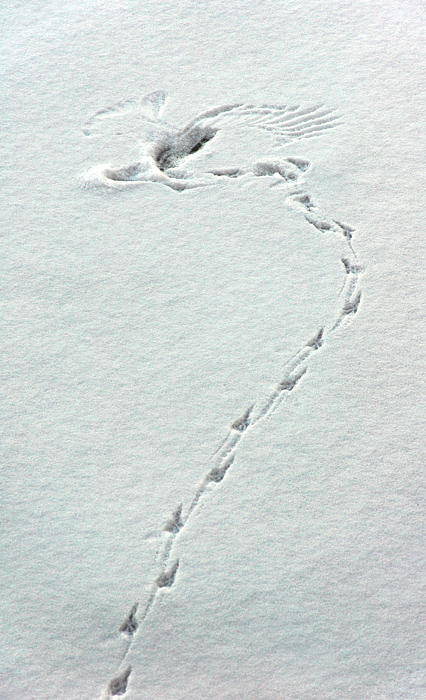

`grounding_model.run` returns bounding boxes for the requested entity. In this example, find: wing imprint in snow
[82,92,340,189]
